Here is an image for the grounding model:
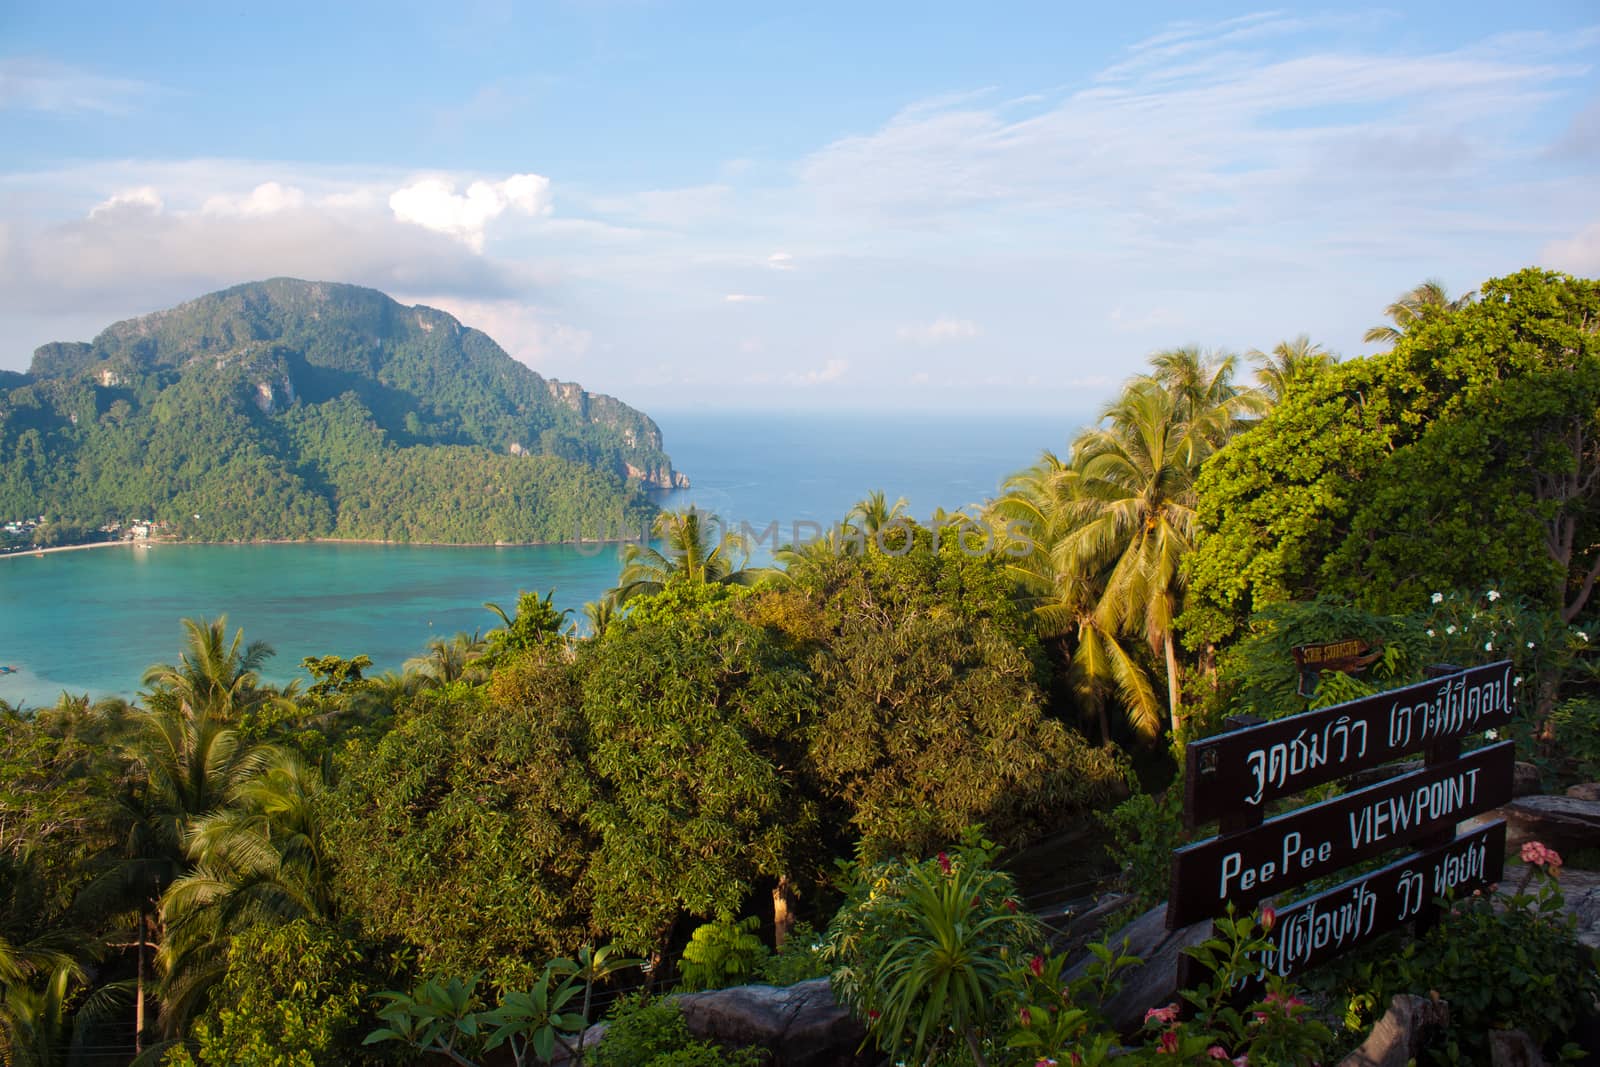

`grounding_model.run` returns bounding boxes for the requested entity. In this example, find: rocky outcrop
[1338,994,1450,1067]
[1500,795,1600,856]
[564,980,871,1067]
[676,980,873,1067]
